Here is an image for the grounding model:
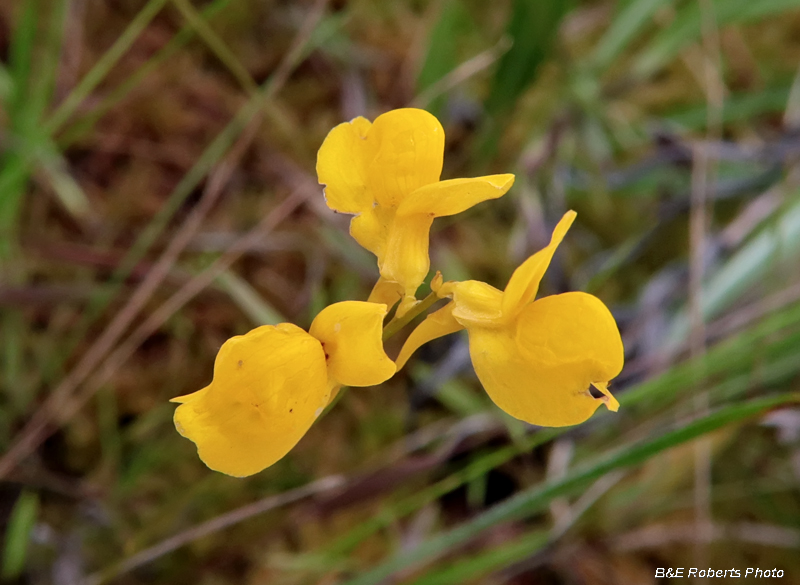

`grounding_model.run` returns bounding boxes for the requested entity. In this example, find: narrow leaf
[342,394,797,584]
[1,491,39,580]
